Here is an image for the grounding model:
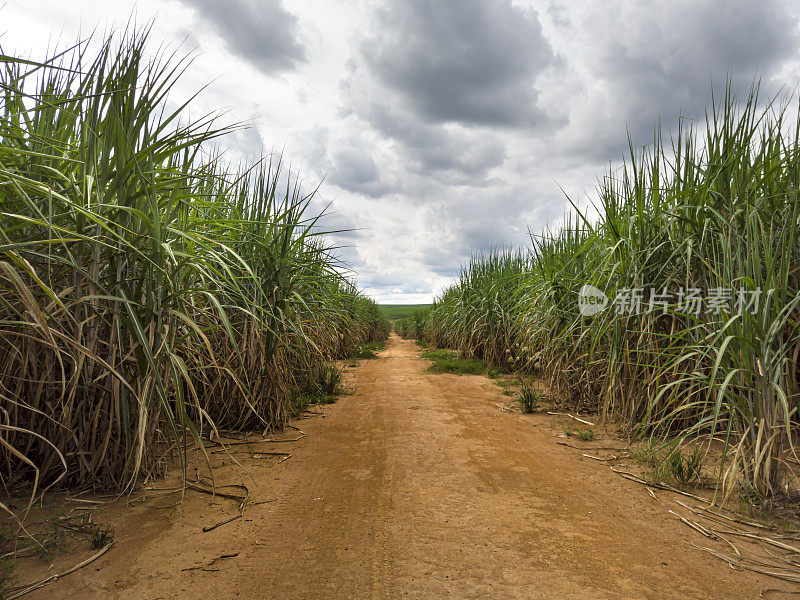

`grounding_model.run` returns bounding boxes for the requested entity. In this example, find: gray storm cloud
[181,0,306,74]
[362,0,555,127]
